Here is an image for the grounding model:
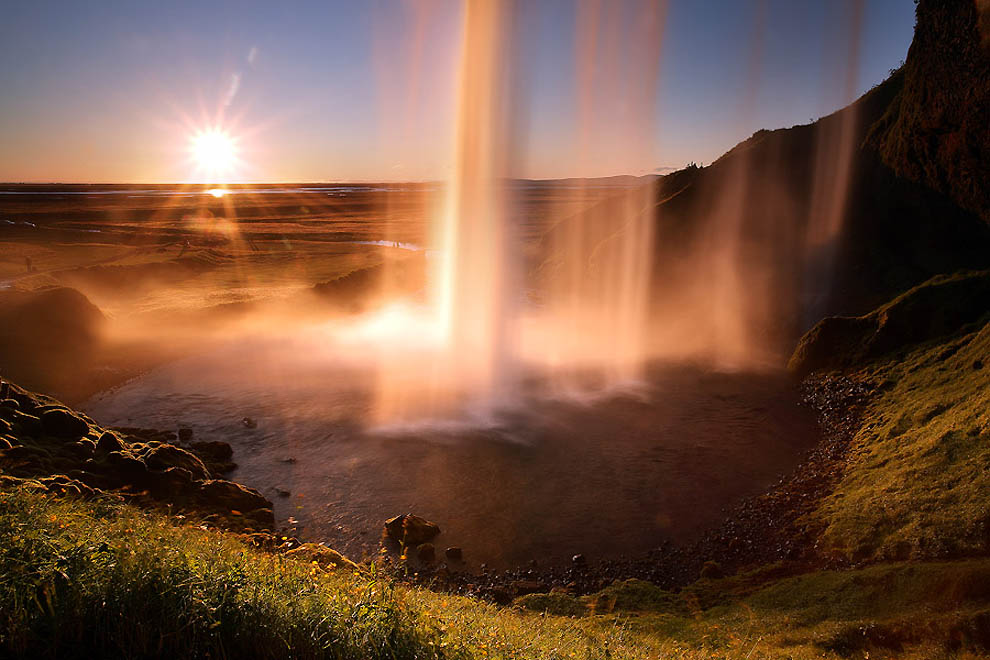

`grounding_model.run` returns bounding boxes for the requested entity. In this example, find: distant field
[0,182,619,316]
